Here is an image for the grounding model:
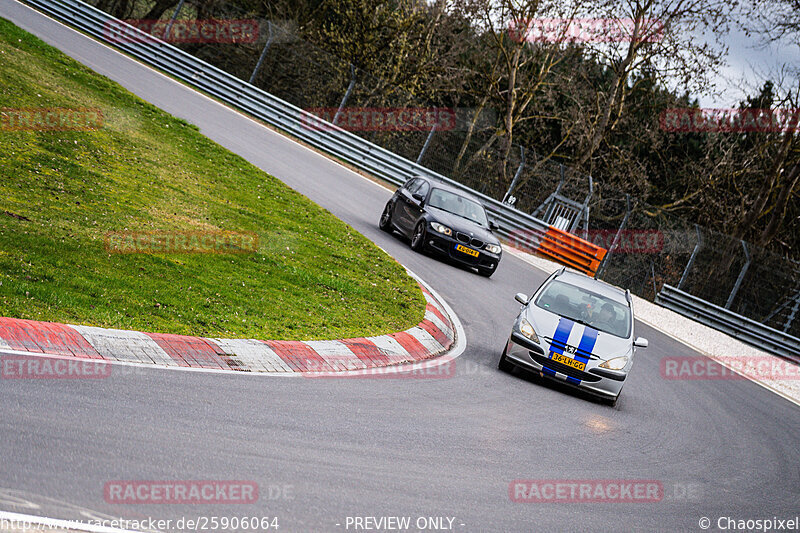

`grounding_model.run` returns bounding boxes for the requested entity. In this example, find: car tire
[410,222,427,252]
[379,203,393,233]
[498,344,515,373]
